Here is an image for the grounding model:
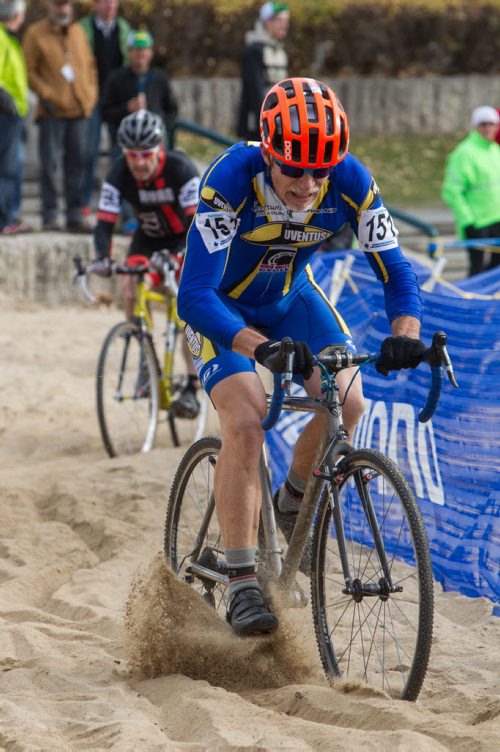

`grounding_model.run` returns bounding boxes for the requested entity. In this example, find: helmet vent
[290,105,300,134]
[263,92,278,111]
[339,120,348,158]
[325,106,334,136]
[308,130,319,163]
[292,140,302,162]
[281,79,295,98]
[306,102,318,123]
